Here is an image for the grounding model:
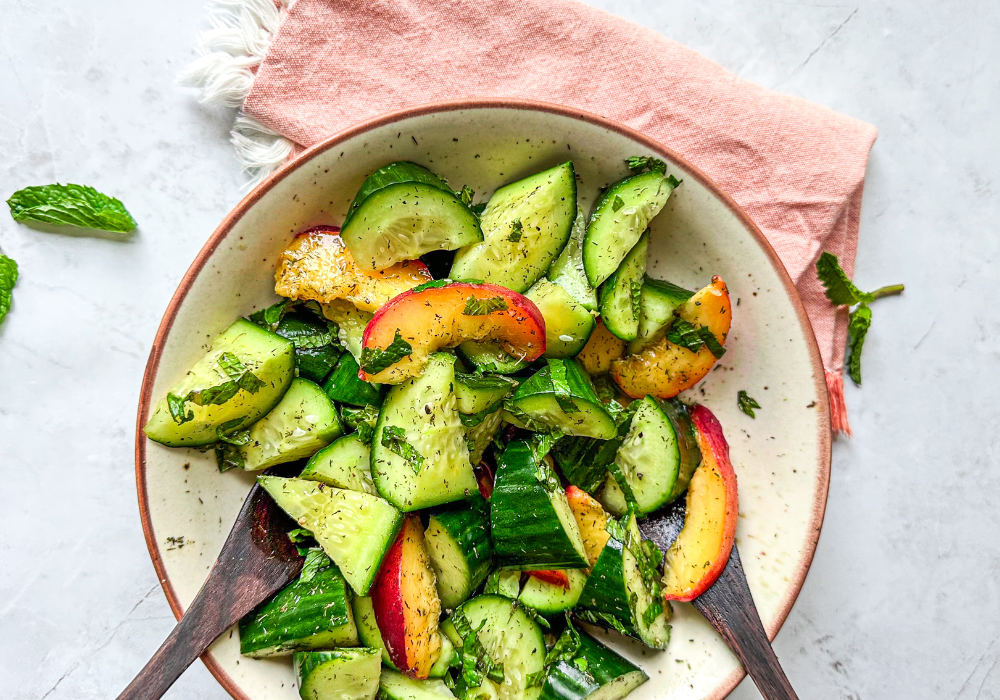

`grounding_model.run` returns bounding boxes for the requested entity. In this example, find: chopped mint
[544,617,582,666]
[7,183,137,232]
[360,329,413,374]
[410,279,452,293]
[214,442,244,472]
[737,390,761,418]
[848,303,872,385]
[249,299,293,332]
[507,218,523,242]
[299,547,332,581]
[459,399,504,428]
[463,295,509,316]
[574,610,630,635]
[666,174,682,188]
[665,319,725,358]
[612,195,625,212]
[167,393,194,426]
[625,156,667,175]
[547,359,579,414]
[380,425,425,474]
[0,254,16,327]
[458,185,475,207]
[341,404,380,443]
[451,608,506,687]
